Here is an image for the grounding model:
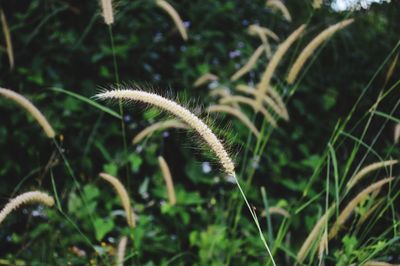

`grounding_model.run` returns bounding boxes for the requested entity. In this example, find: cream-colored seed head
[394,124,400,144]
[312,0,323,9]
[296,204,335,264]
[207,104,260,138]
[0,88,55,138]
[287,19,354,84]
[0,9,14,69]
[96,89,235,177]
[219,95,277,127]
[193,73,219,87]
[236,85,288,121]
[248,24,280,42]
[0,191,54,225]
[158,156,177,205]
[100,0,114,25]
[116,236,128,266]
[329,177,394,239]
[231,45,265,81]
[346,160,397,191]
[363,261,399,266]
[99,173,135,227]
[266,0,292,22]
[132,119,188,144]
[261,206,290,218]
[256,24,306,108]
[156,0,188,41]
